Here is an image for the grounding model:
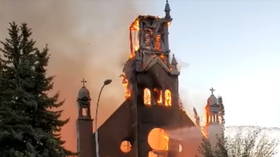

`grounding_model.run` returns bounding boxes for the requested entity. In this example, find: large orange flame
[130,19,139,31]
[129,18,140,59]
[148,128,169,151]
